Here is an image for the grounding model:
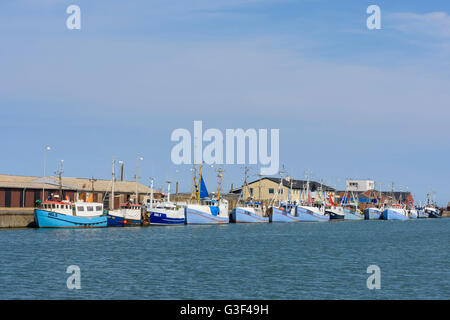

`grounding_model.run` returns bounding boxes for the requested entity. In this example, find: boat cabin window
[87,206,94,212]
[96,206,102,211]
[77,206,84,212]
